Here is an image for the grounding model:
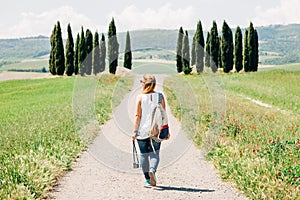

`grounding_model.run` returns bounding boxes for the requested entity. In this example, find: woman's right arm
[132,96,142,141]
